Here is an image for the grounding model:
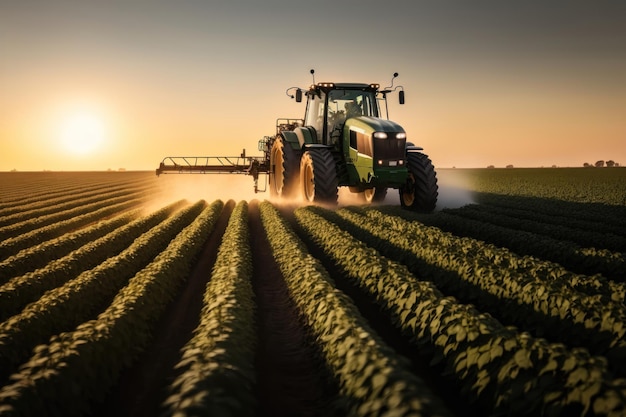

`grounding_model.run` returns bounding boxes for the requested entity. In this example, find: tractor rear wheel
[399,152,438,212]
[300,149,338,204]
[270,137,298,199]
